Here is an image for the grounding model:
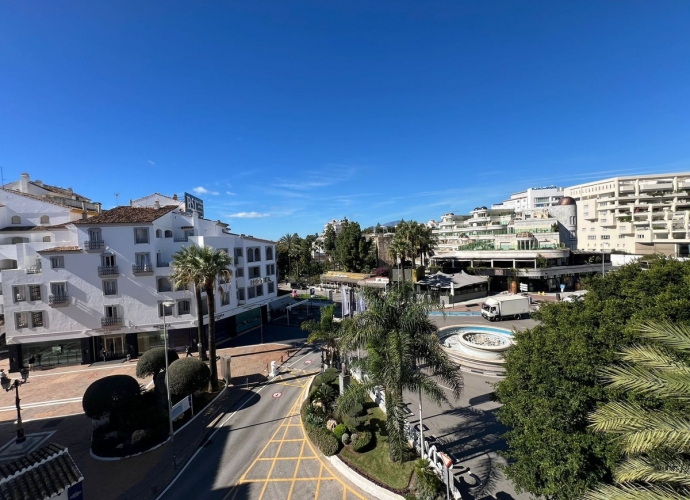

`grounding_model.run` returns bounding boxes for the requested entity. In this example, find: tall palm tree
[301,304,342,366]
[391,222,413,283]
[169,245,207,360]
[278,233,299,281]
[584,321,690,499]
[171,245,232,391]
[338,283,463,462]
